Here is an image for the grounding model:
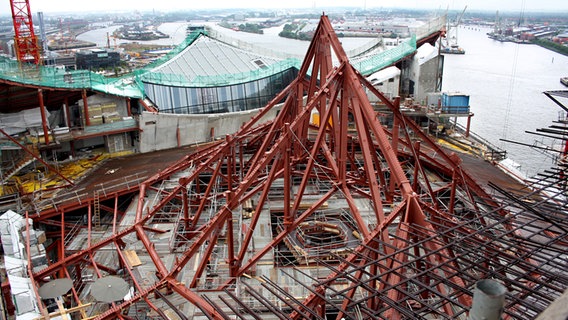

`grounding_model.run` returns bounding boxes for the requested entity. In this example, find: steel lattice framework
[26,15,567,319]
[9,0,40,64]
